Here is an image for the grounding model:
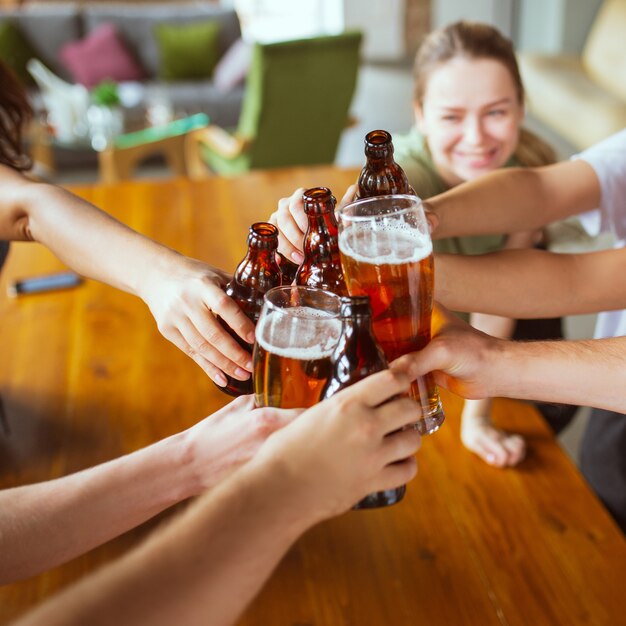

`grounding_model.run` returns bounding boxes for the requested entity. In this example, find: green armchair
[185,31,362,177]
